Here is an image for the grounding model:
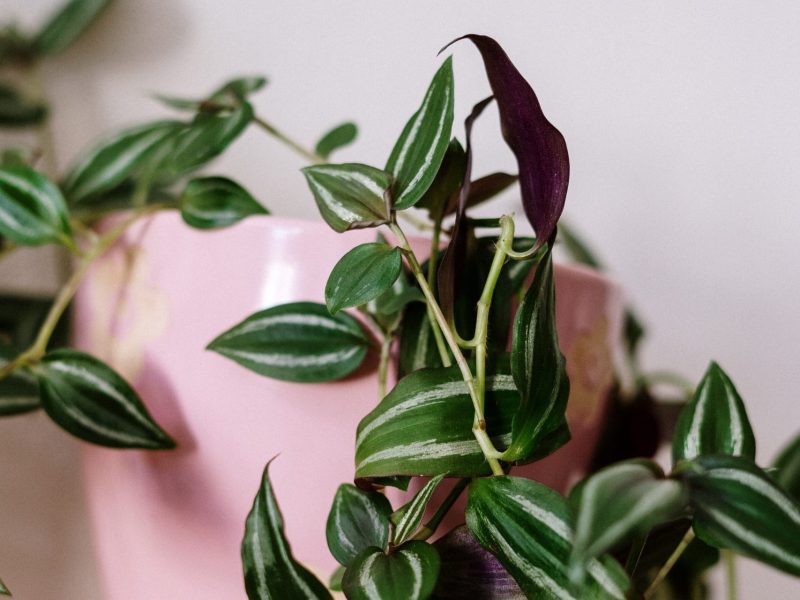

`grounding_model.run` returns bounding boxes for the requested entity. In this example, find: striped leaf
[157,76,267,112]
[355,365,520,480]
[342,541,440,600]
[0,166,73,248]
[34,349,175,449]
[503,245,570,463]
[466,476,630,600]
[302,163,392,233]
[432,525,524,600]
[391,474,445,546]
[682,454,800,576]
[326,242,402,314]
[569,460,688,574]
[0,575,9,596]
[63,120,182,205]
[326,483,392,566]
[0,83,47,127]
[0,349,40,415]
[208,302,370,383]
[242,461,332,600]
[416,138,467,219]
[398,302,447,377]
[386,57,454,210]
[179,176,267,230]
[774,432,800,500]
[672,362,755,464]
[34,0,112,56]
[315,122,358,159]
